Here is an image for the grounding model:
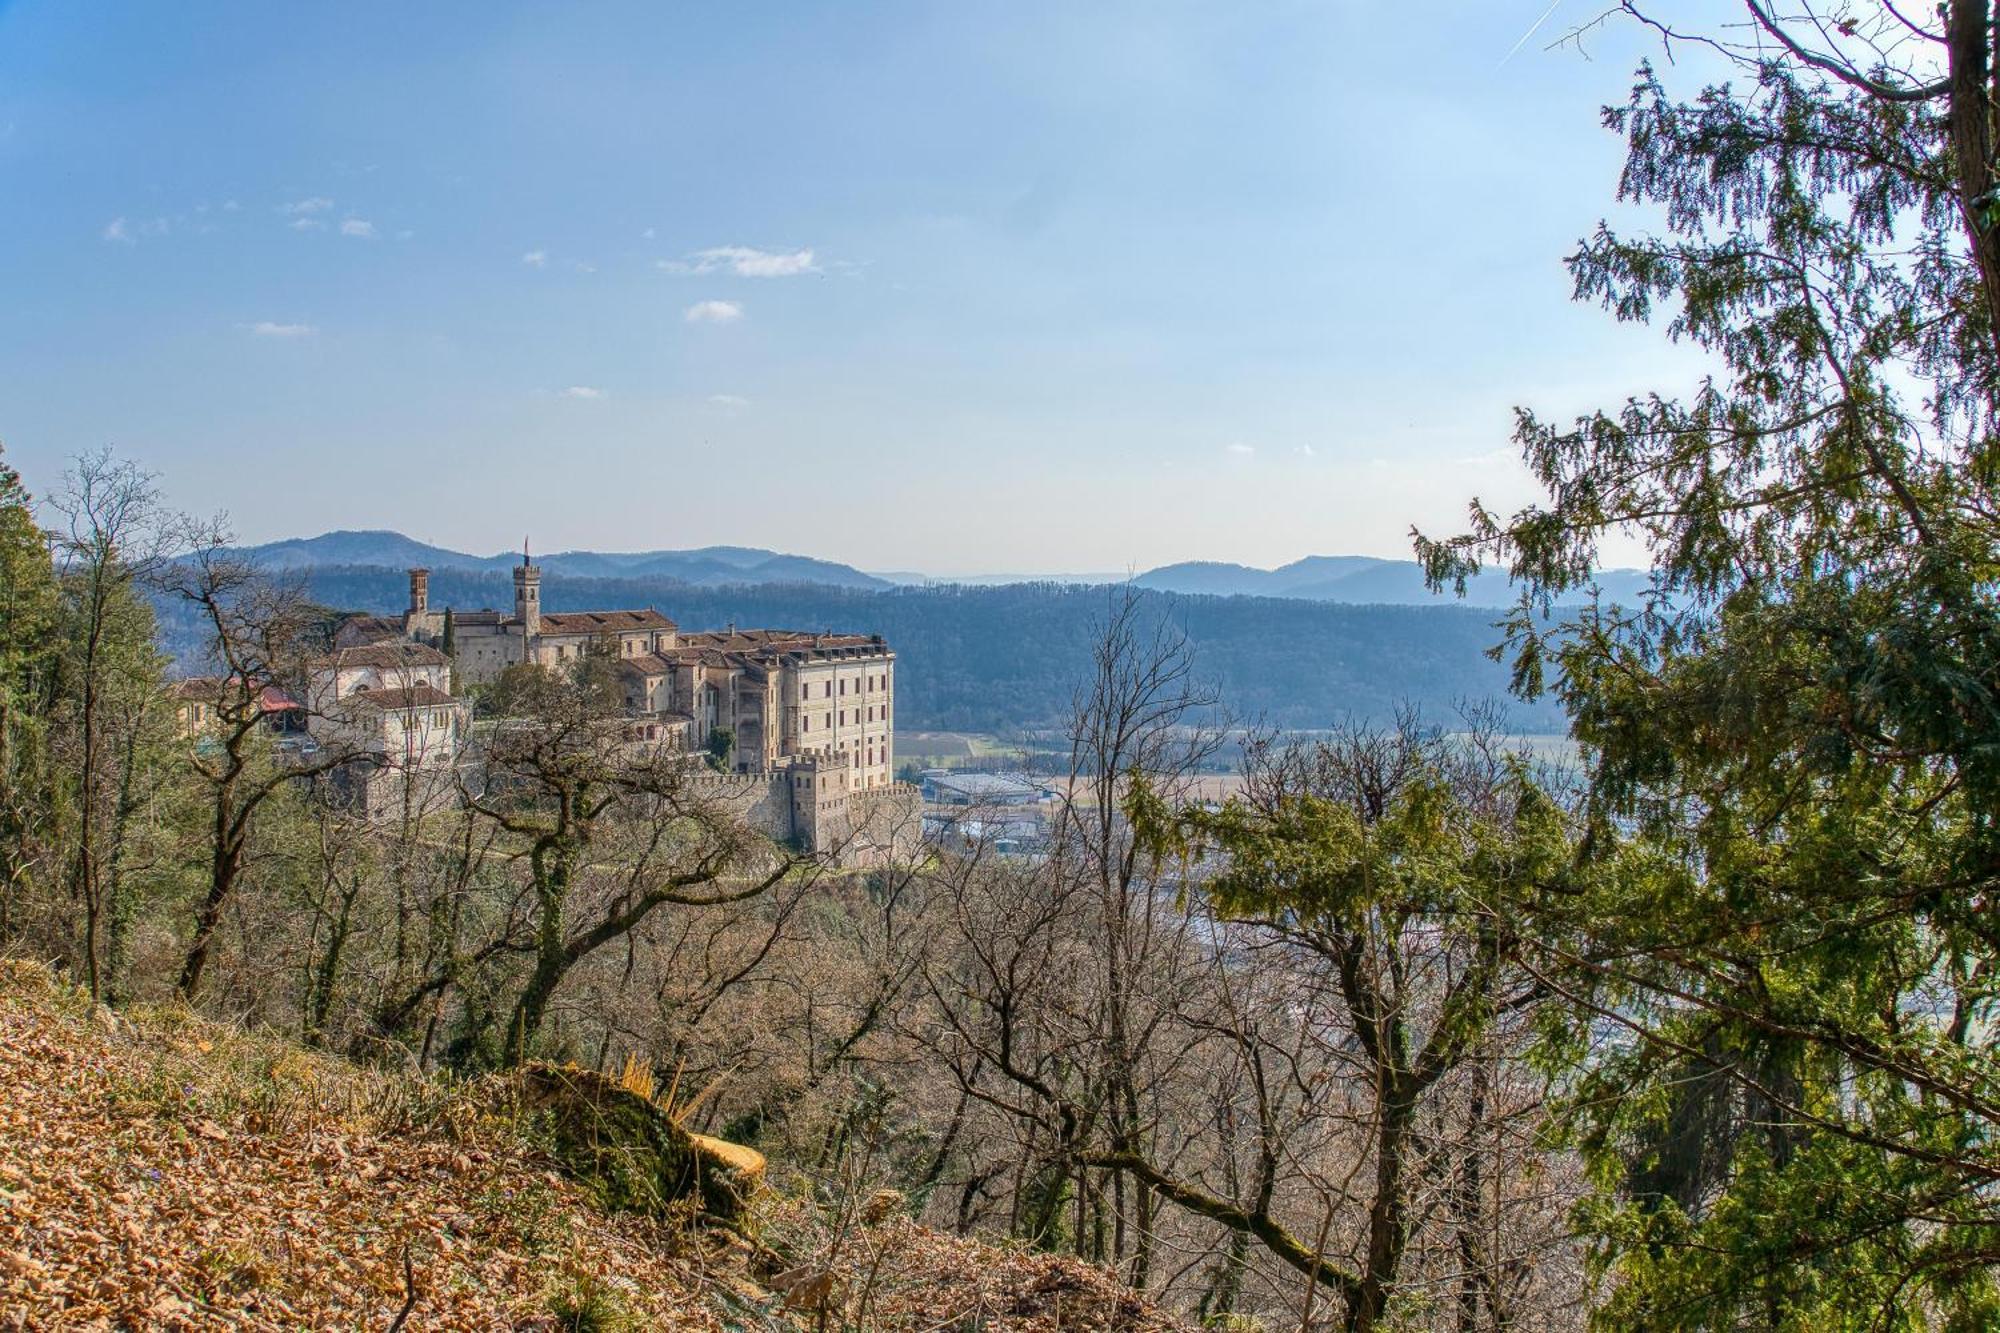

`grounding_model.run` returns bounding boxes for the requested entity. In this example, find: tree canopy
[1419,3,2000,1324]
